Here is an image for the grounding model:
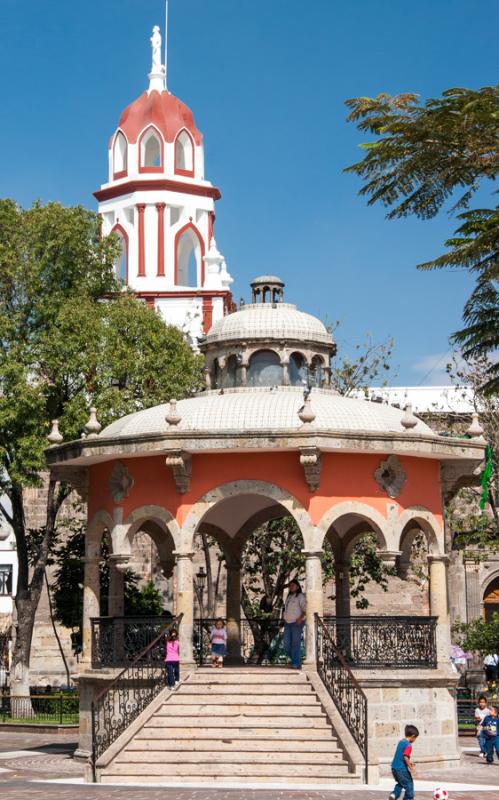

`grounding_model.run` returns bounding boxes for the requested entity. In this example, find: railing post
[59,693,63,725]
[91,700,97,782]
